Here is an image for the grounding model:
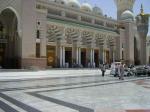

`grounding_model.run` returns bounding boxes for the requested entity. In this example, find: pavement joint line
[0,68,103,72]
[25,77,150,94]
[0,99,19,112]
[1,77,149,92]
[0,78,118,92]
[0,74,102,82]
[29,92,94,112]
[0,97,26,112]
[0,93,42,112]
